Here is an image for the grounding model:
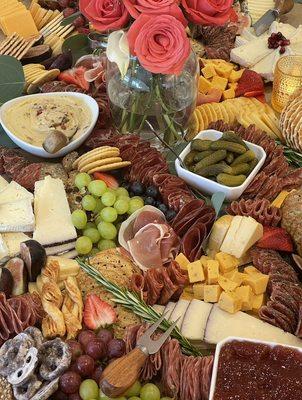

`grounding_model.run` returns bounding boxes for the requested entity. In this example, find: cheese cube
[183,284,194,295]
[228,271,247,286]
[243,273,269,295]
[271,191,291,208]
[204,285,222,303]
[244,266,260,276]
[222,88,235,100]
[215,252,239,273]
[202,64,217,79]
[207,215,234,253]
[206,260,219,284]
[175,253,190,270]
[198,76,212,94]
[218,291,242,313]
[218,275,240,292]
[228,82,238,90]
[229,69,244,83]
[188,260,205,283]
[193,283,205,300]
[235,285,254,311]
[211,75,228,91]
[252,293,264,313]
[200,255,210,267]
[180,292,195,301]
[220,216,242,255]
[214,64,234,78]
